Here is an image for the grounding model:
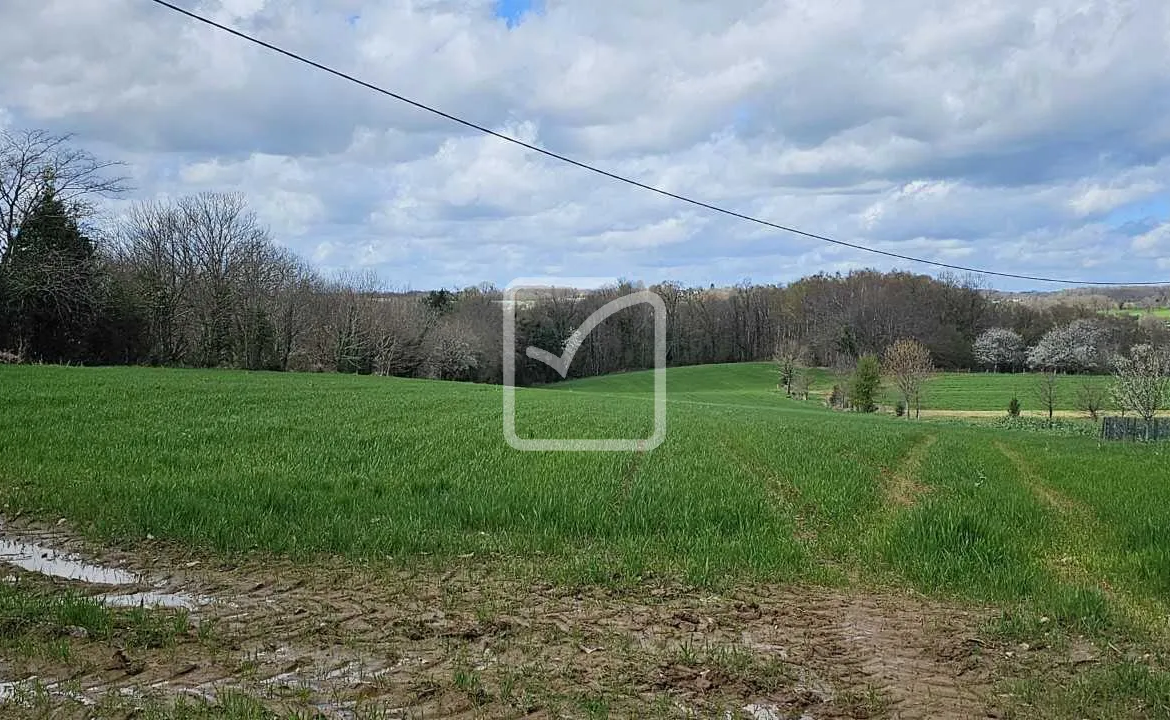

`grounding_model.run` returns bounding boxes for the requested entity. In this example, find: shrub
[993,416,1098,438]
[895,400,906,417]
[849,355,882,413]
[1008,397,1021,418]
